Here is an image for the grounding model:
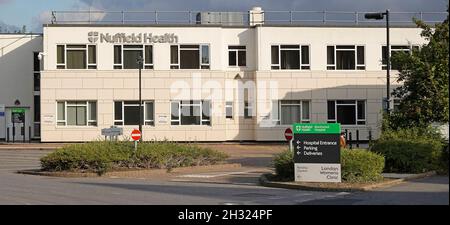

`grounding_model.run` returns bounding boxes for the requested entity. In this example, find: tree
[386,8,449,129]
[21,25,26,33]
